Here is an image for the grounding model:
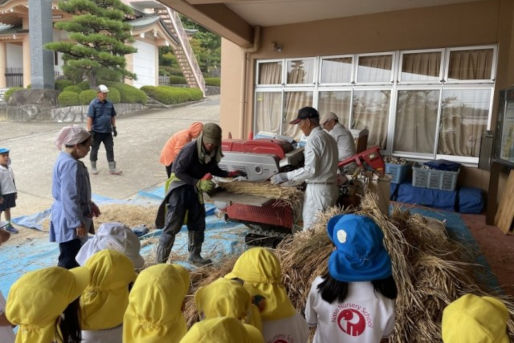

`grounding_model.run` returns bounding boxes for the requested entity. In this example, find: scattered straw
[217,181,303,208]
